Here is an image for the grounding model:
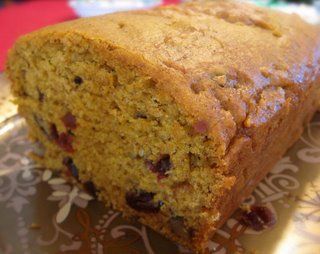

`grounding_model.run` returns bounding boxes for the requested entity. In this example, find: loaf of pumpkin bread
[6,0,320,253]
